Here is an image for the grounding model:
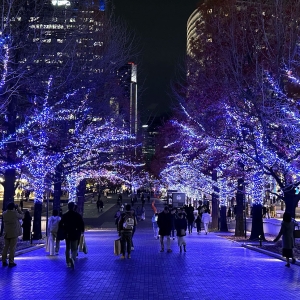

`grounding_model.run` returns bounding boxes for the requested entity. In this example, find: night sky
[112,0,200,124]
